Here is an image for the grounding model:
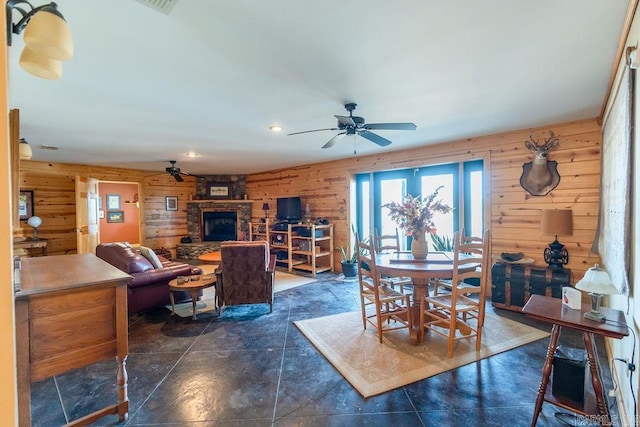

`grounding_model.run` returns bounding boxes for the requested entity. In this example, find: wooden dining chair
[374,228,413,294]
[419,229,491,357]
[356,235,412,343]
